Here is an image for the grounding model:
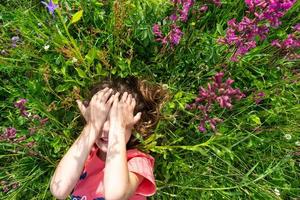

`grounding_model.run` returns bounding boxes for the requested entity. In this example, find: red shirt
[71,145,156,200]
